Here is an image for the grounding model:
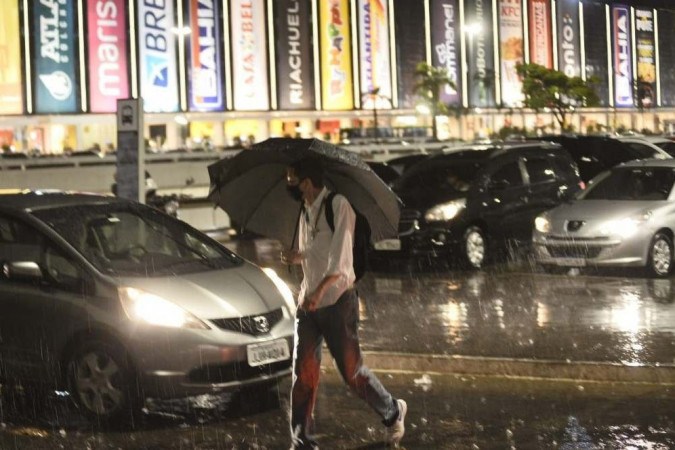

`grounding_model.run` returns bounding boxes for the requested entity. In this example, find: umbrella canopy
[208,138,401,248]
